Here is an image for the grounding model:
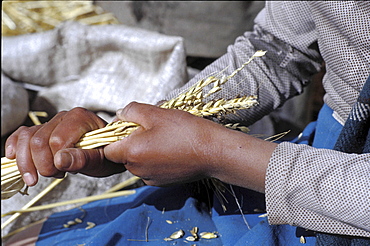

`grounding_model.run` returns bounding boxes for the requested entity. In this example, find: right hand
[5,107,126,186]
